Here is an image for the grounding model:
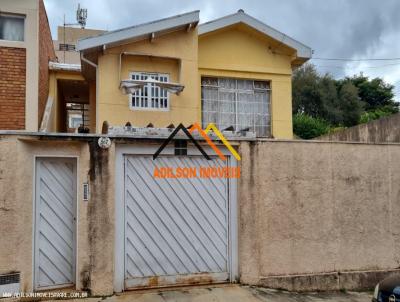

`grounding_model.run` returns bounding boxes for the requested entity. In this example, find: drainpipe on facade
[80,53,99,133]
